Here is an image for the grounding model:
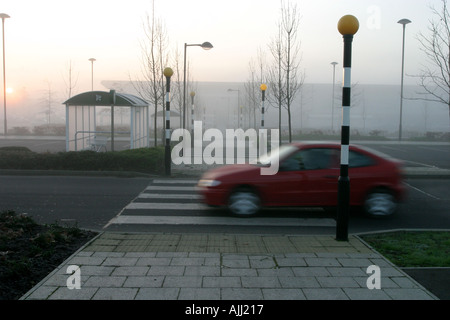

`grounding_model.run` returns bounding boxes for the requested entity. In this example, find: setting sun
[6,87,13,94]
